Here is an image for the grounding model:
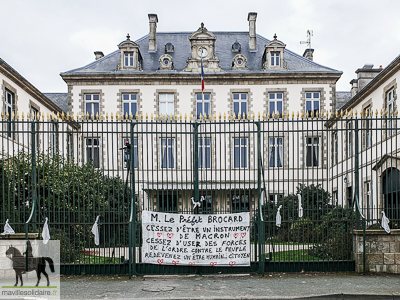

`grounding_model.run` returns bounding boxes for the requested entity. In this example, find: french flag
[201,59,205,92]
